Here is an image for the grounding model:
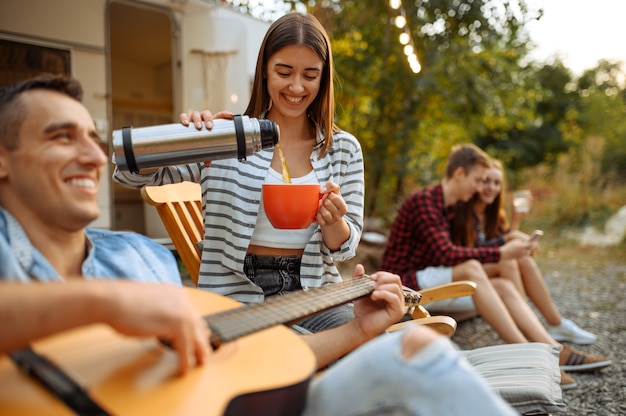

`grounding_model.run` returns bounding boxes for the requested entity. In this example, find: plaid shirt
[381,184,500,289]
